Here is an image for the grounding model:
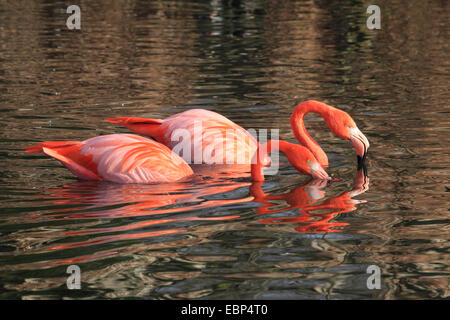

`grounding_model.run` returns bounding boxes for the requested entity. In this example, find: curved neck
[291,102,330,167]
[251,140,291,182]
